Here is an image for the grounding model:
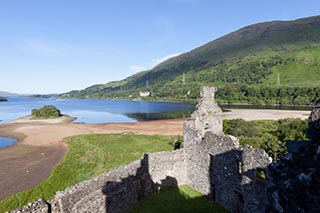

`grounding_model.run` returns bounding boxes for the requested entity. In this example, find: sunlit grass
[0,133,172,212]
